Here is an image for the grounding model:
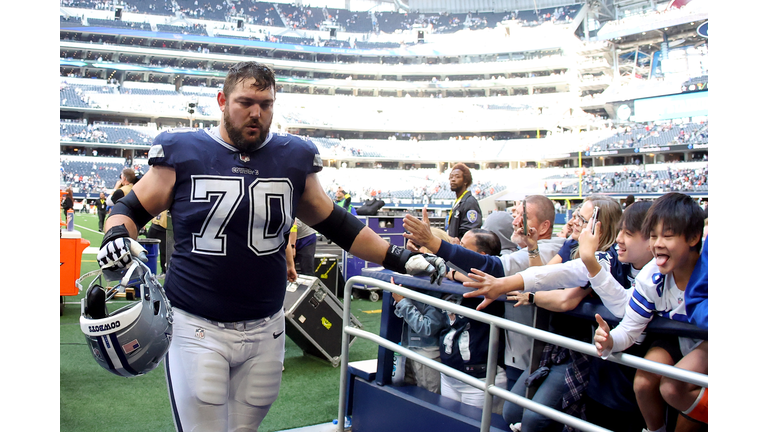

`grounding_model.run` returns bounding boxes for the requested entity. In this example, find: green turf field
[60,213,383,432]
